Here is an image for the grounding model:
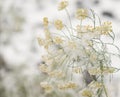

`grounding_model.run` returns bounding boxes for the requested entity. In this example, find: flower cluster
[40,82,53,93]
[81,89,93,97]
[38,0,120,96]
[88,66,116,75]
[54,19,64,30]
[76,8,88,20]
[58,0,68,11]
[58,81,77,90]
